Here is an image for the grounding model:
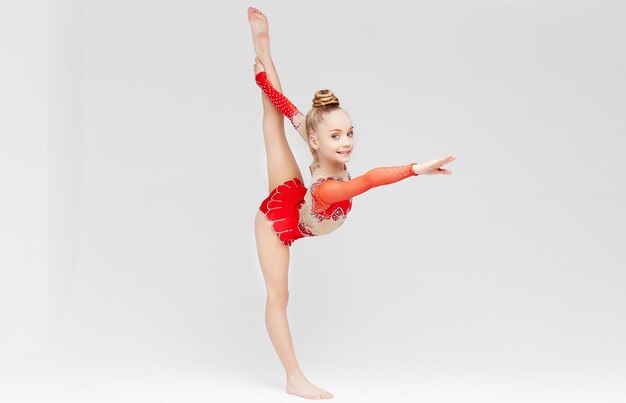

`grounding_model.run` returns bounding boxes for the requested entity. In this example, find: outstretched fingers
[413,154,456,175]
[432,154,456,169]
[438,154,456,165]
